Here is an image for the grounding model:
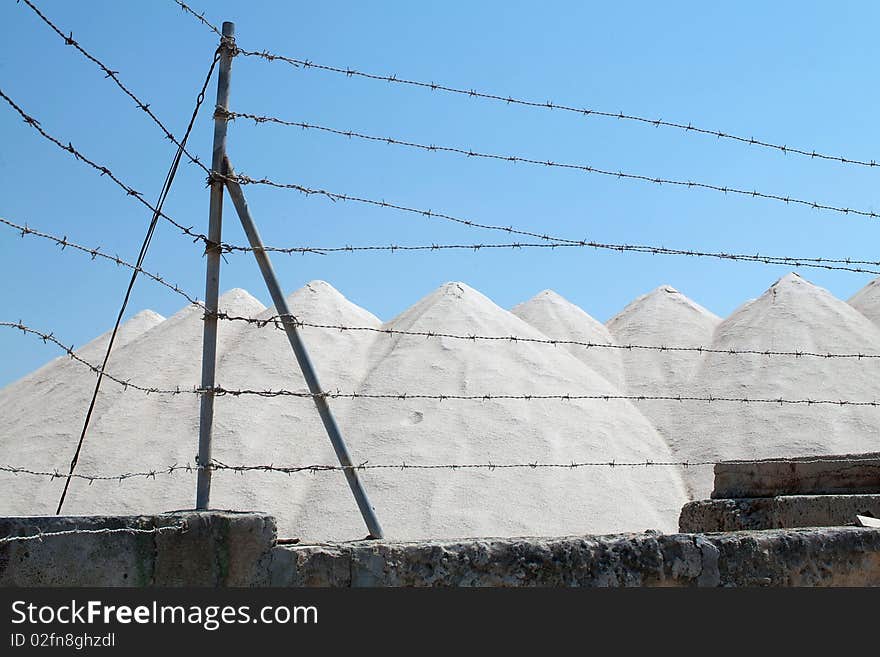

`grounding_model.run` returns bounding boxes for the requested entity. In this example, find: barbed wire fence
[0,522,188,545]
[2,0,880,541]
